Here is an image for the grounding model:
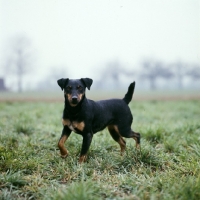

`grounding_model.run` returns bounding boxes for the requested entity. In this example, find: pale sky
[0,0,199,89]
